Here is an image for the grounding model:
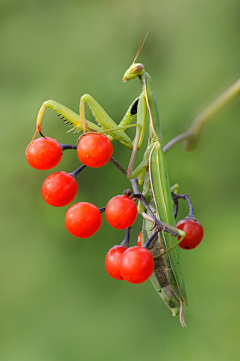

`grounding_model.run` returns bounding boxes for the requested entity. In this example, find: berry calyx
[176,218,203,250]
[105,246,127,280]
[26,137,62,170]
[119,246,155,284]
[42,172,78,207]
[105,195,138,229]
[65,202,102,238]
[77,133,113,168]
[137,231,142,246]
